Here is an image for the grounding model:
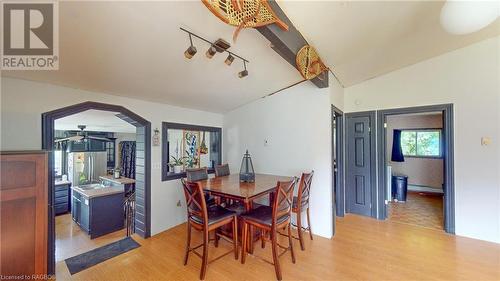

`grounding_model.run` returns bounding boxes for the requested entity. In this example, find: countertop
[99,175,136,185]
[55,180,72,186]
[71,185,124,199]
